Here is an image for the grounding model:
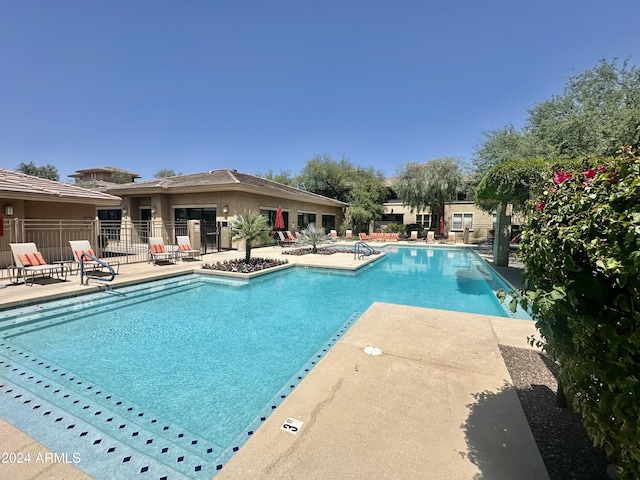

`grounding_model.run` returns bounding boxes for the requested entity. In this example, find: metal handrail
[354,241,374,259]
[79,252,116,286]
